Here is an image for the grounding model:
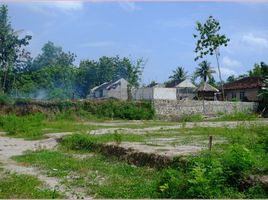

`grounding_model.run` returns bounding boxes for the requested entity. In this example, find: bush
[0,113,44,139]
[0,93,13,105]
[156,145,261,199]
[216,111,258,121]
[60,134,95,151]
[179,114,203,122]
[82,100,155,120]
